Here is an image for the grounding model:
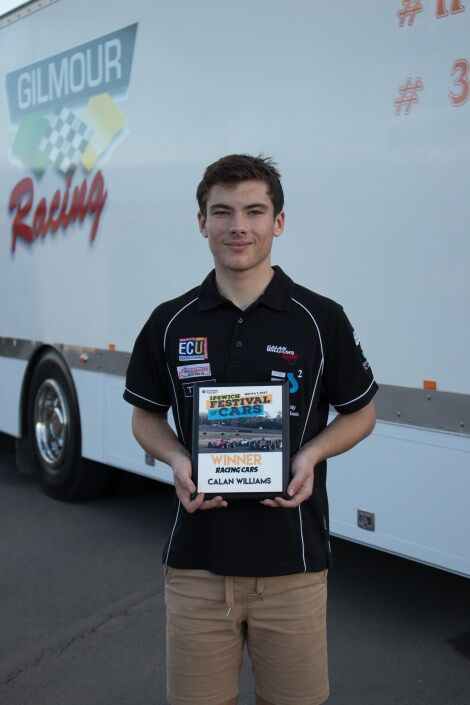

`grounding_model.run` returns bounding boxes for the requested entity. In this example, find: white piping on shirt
[291,298,325,573]
[298,506,307,572]
[299,359,324,449]
[167,362,184,442]
[163,297,198,349]
[291,297,324,359]
[165,500,181,564]
[291,298,325,449]
[162,297,198,443]
[162,298,198,566]
[124,386,168,407]
[332,378,376,408]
